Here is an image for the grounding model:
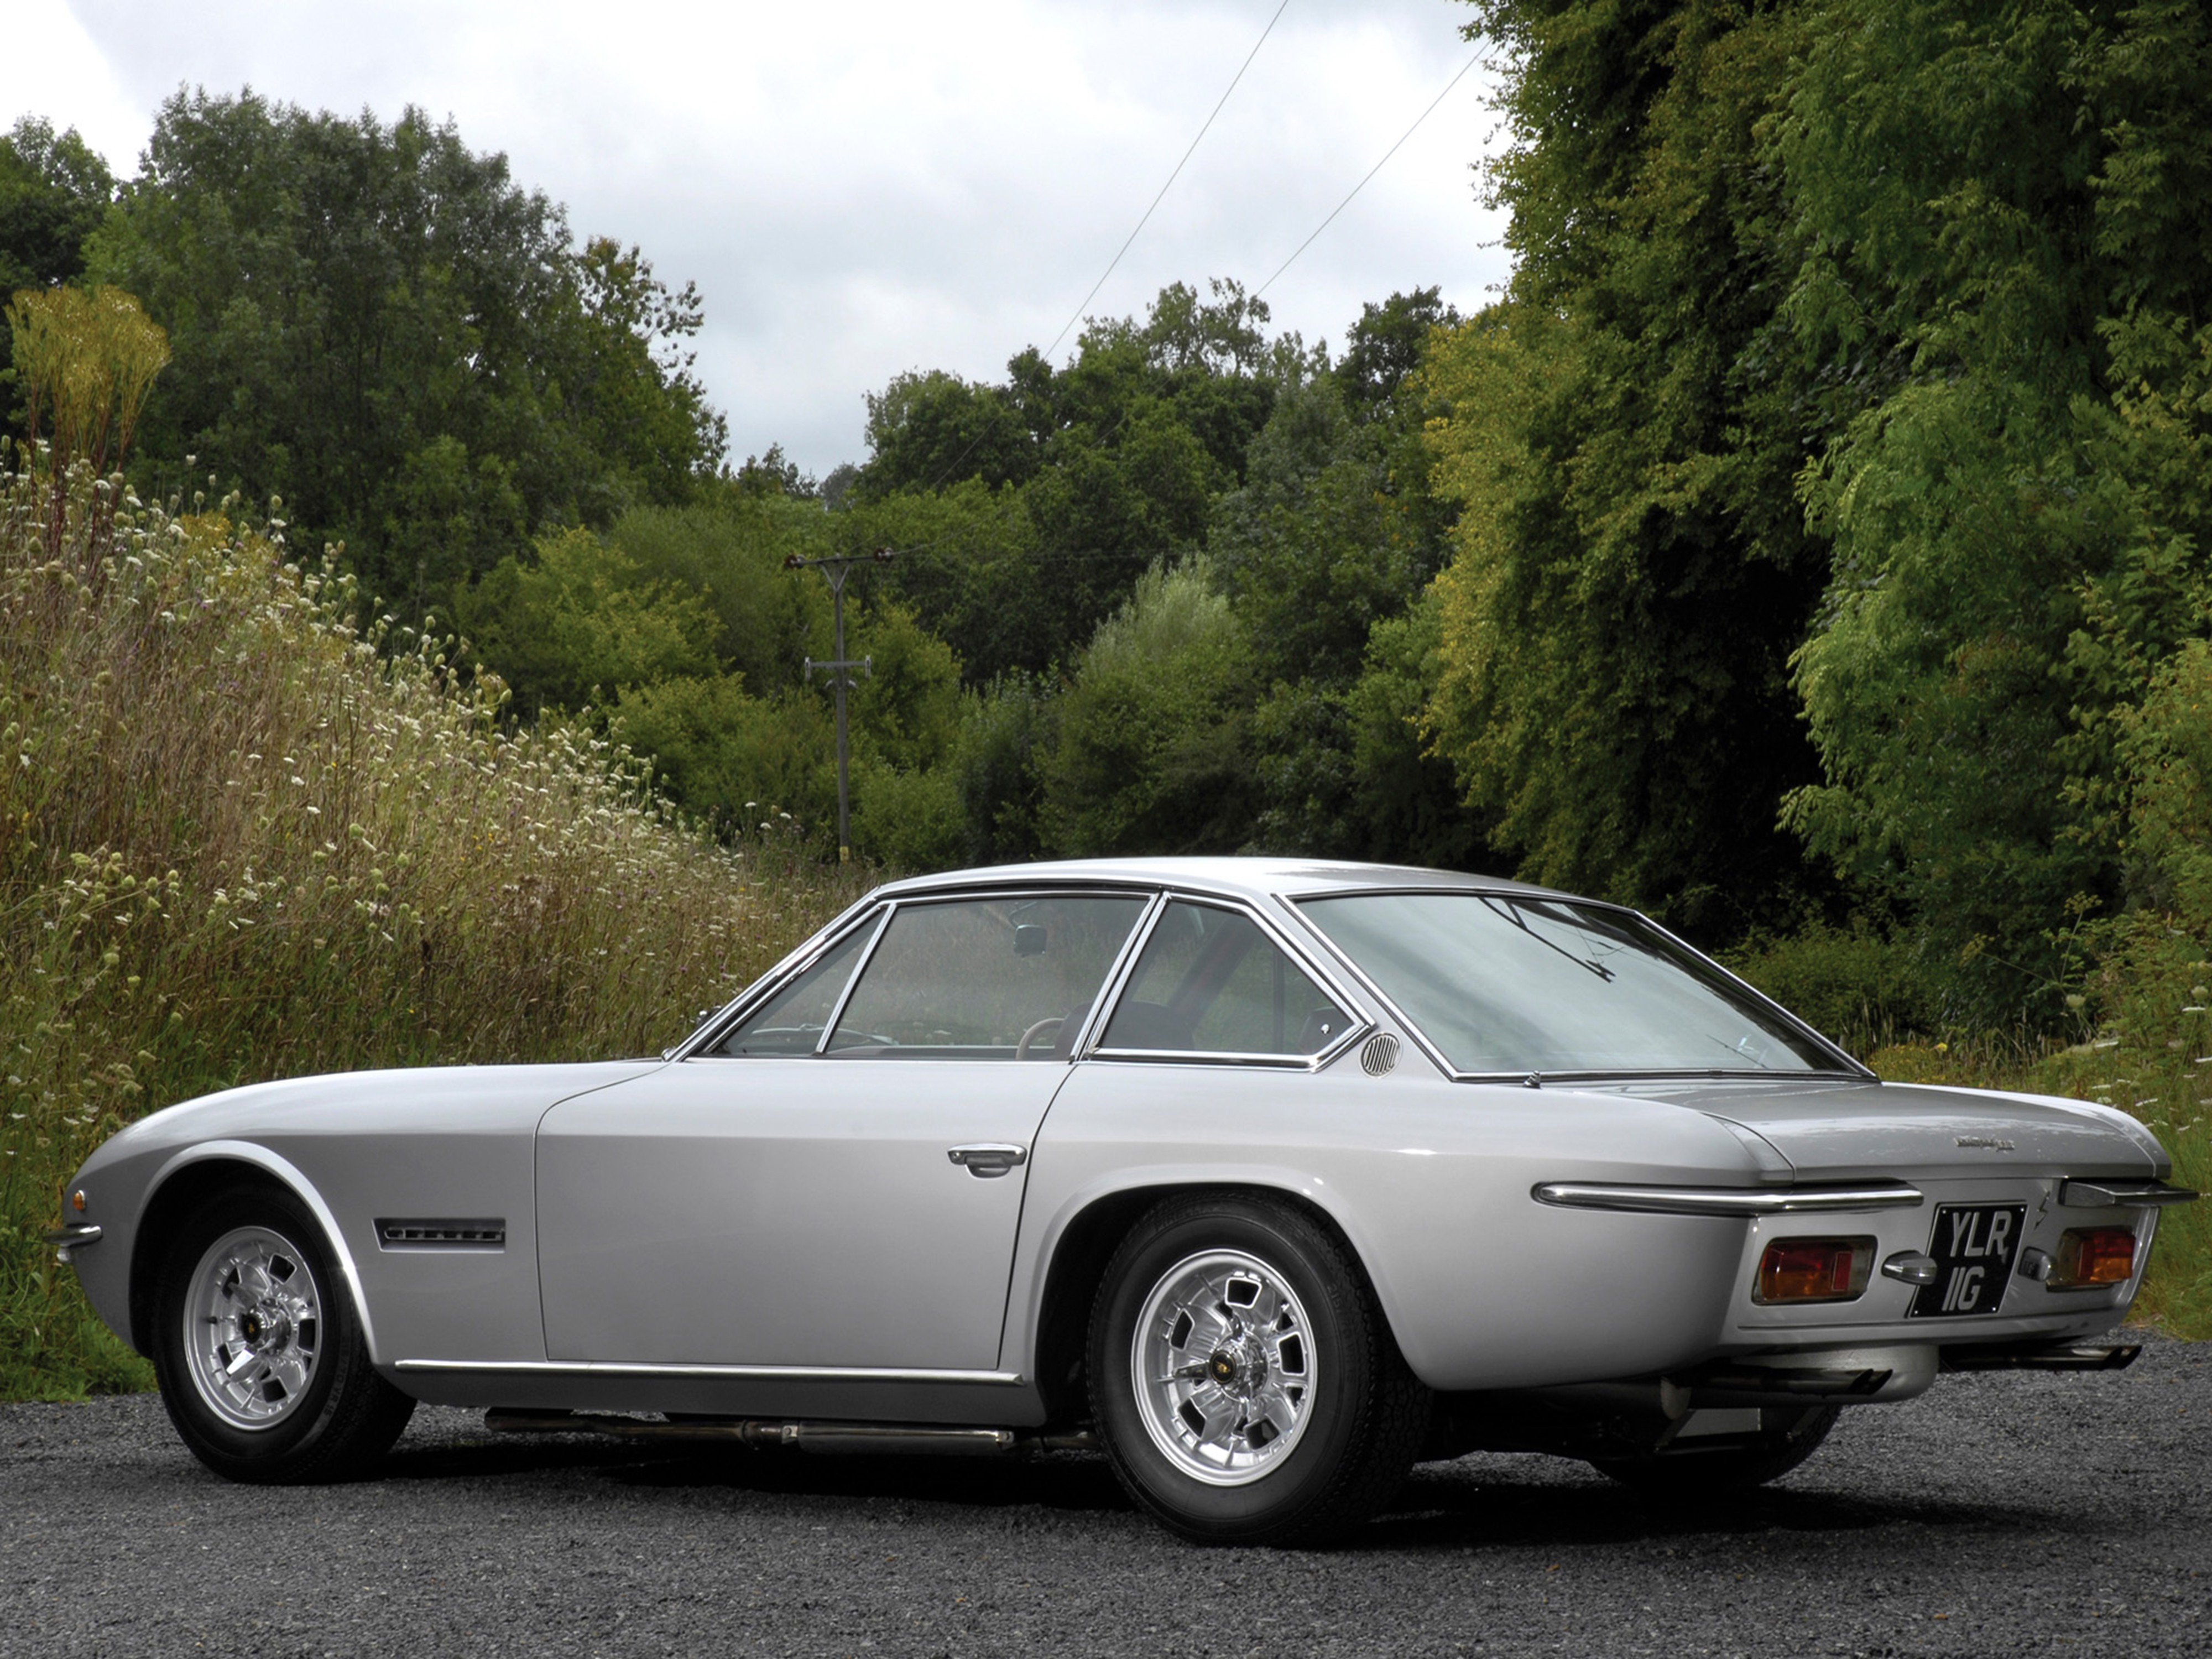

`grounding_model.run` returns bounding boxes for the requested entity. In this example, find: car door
[535,890,1150,1370]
